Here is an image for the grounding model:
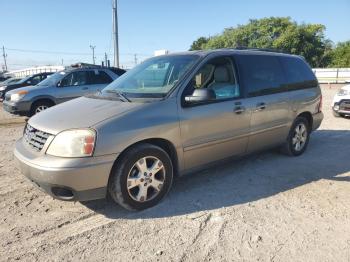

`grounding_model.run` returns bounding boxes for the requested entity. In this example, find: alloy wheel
[292,123,308,152]
[126,156,165,202]
[35,105,49,114]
